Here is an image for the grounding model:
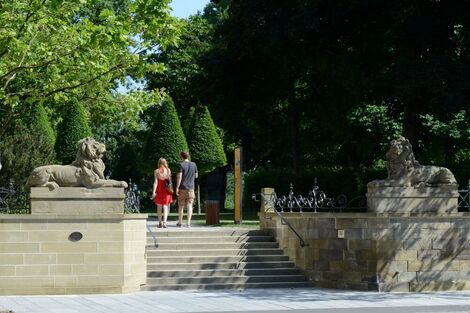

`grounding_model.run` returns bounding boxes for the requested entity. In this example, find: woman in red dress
[151,158,173,228]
